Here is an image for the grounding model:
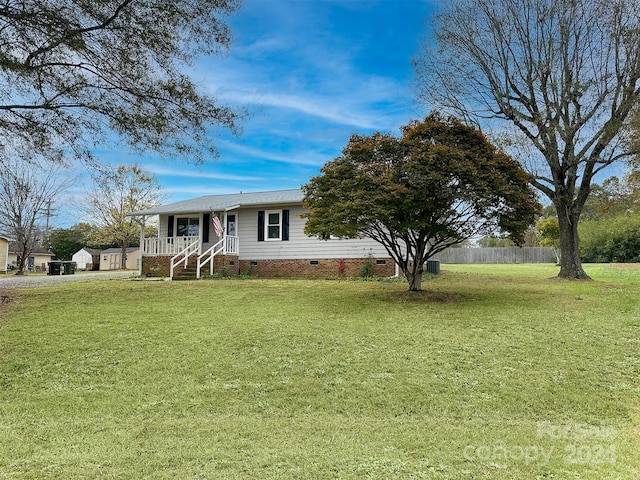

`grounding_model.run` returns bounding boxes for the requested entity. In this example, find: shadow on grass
[385,289,469,304]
